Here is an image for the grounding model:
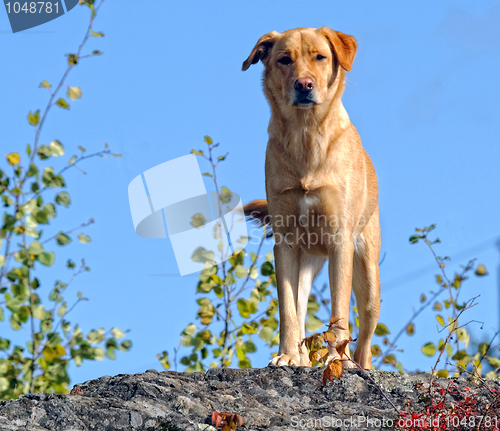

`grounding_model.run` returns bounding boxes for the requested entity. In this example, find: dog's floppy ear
[242,31,280,71]
[319,27,357,72]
